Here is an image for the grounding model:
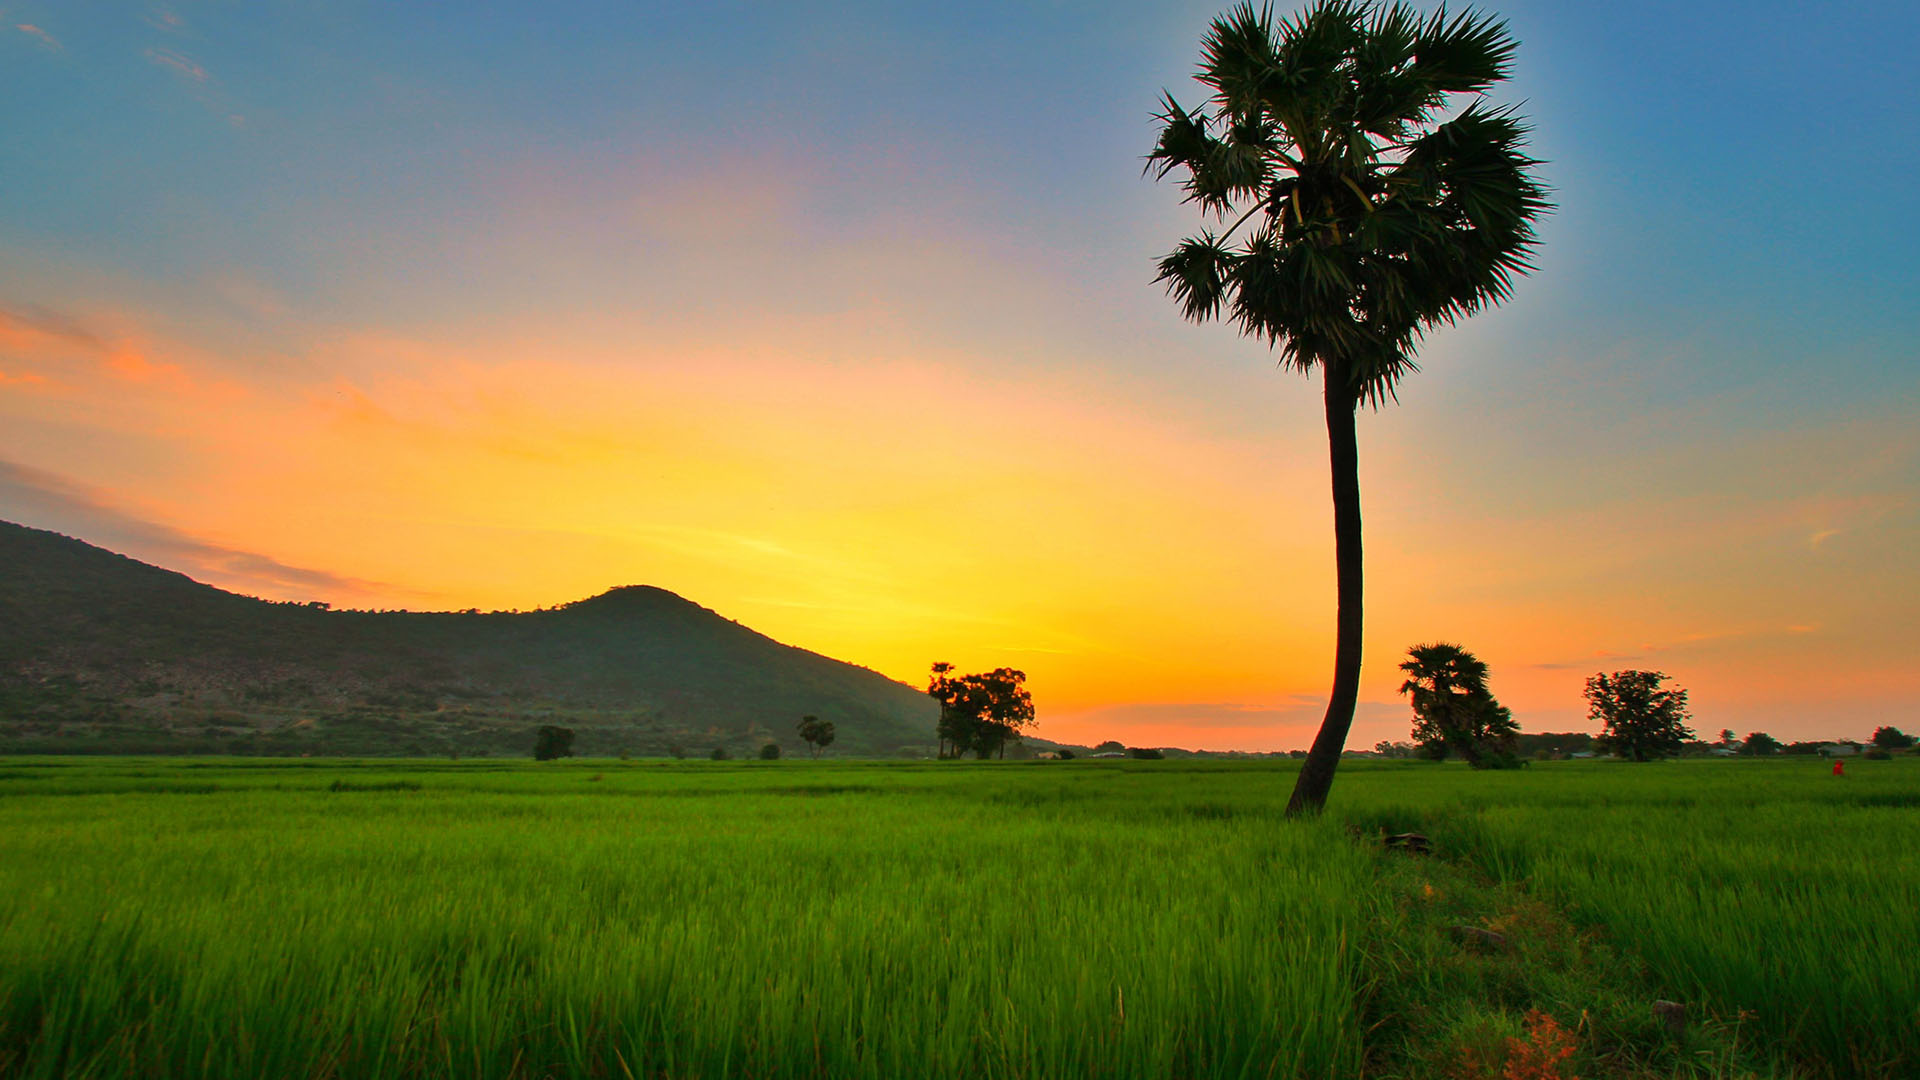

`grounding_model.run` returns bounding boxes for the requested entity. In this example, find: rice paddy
[0,757,1913,1078]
